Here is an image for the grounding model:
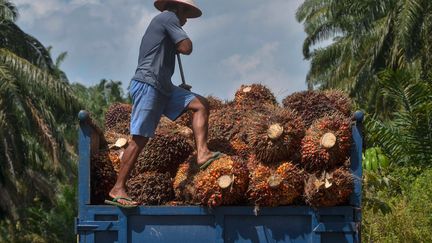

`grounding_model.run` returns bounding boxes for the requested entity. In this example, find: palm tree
[0,0,55,71]
[296,0,432,114]
[0,0,80,220]
[366,69,432,165]
[72,79,128,127]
